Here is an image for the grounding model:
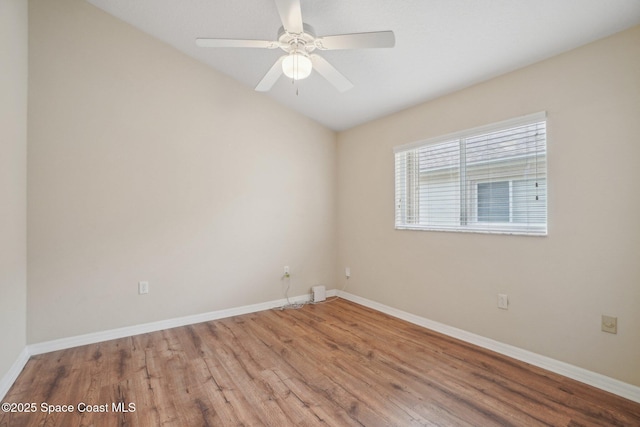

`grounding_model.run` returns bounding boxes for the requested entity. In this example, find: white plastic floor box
[312,285,326,303]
